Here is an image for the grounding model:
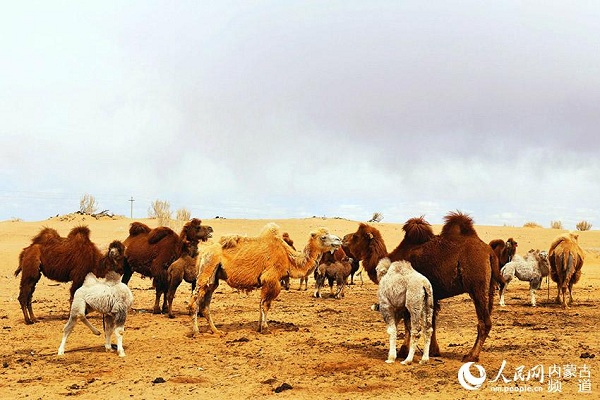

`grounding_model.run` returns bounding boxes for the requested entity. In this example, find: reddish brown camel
[121,218,213,314]
[548,232,585,308]
[489,237,518,269]
[15,226,126,324]
[344,211,503,362]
